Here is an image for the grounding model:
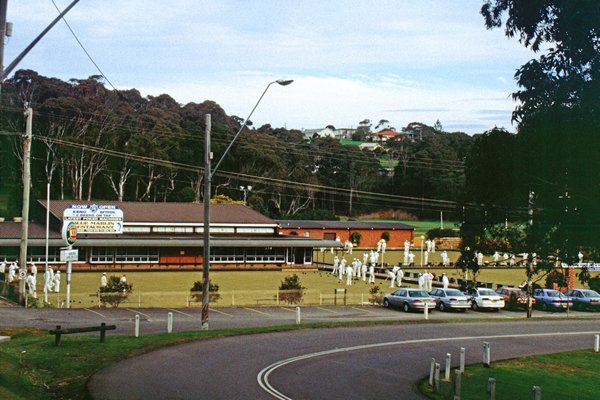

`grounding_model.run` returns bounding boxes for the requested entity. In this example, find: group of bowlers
[0,261,61,298]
